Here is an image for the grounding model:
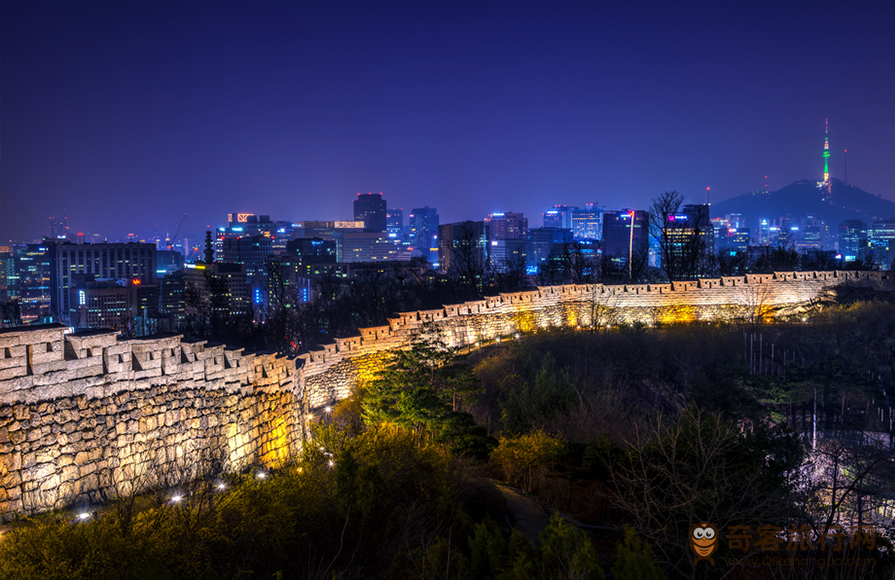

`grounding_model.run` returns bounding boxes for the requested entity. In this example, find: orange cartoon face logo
[690,522,718,565]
